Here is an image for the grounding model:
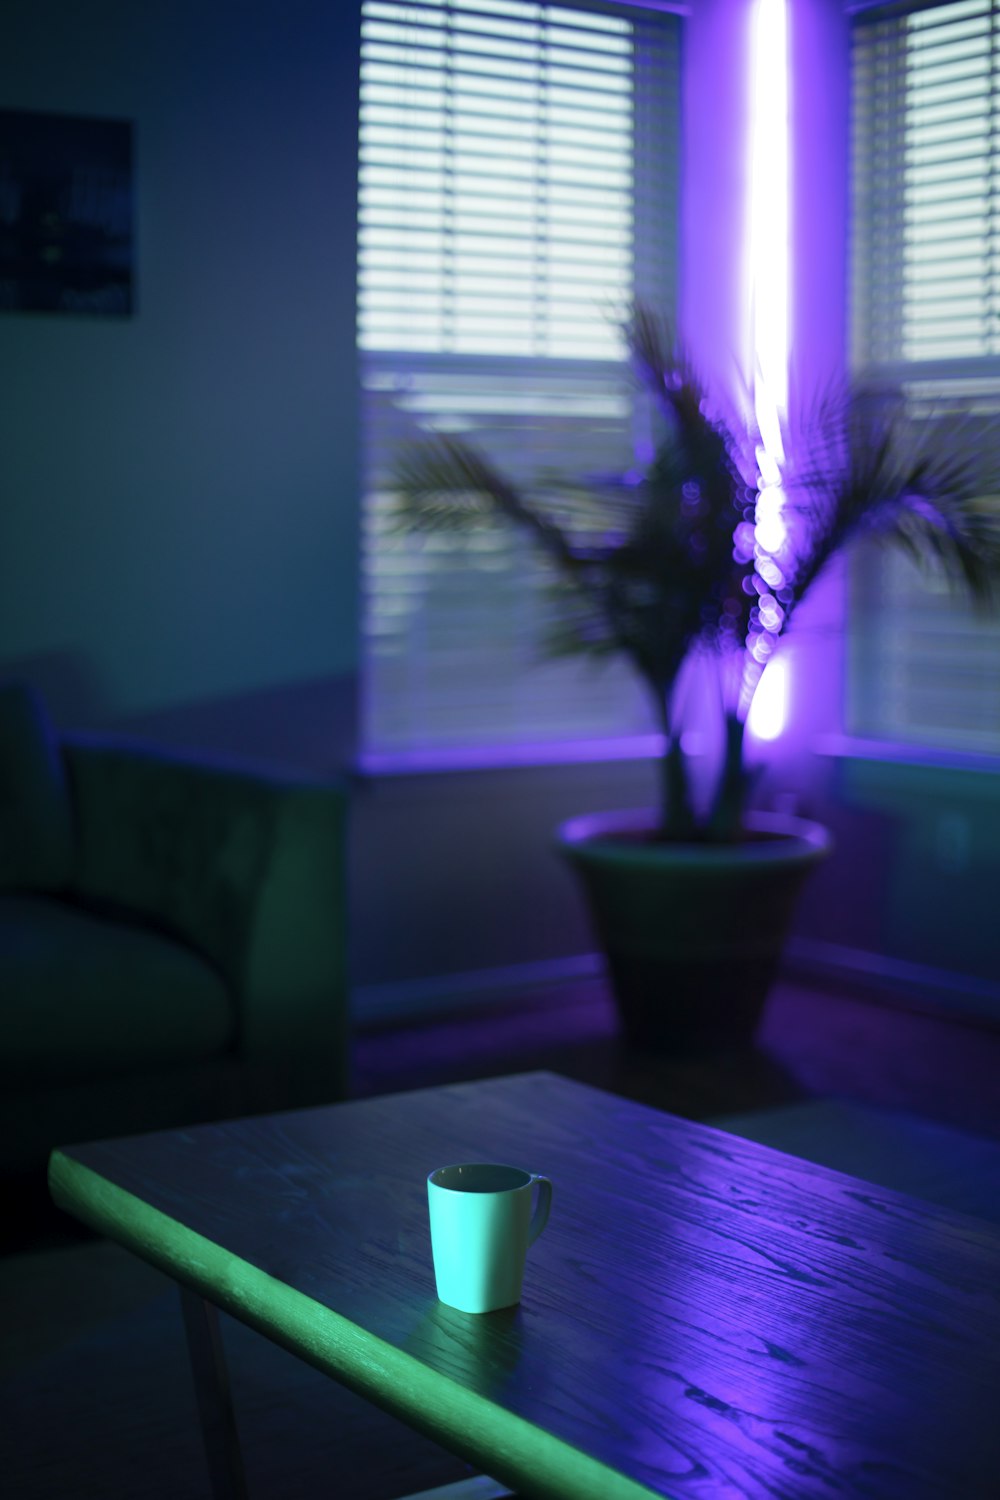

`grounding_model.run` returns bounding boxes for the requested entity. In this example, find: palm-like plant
[394,307,1000,842]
